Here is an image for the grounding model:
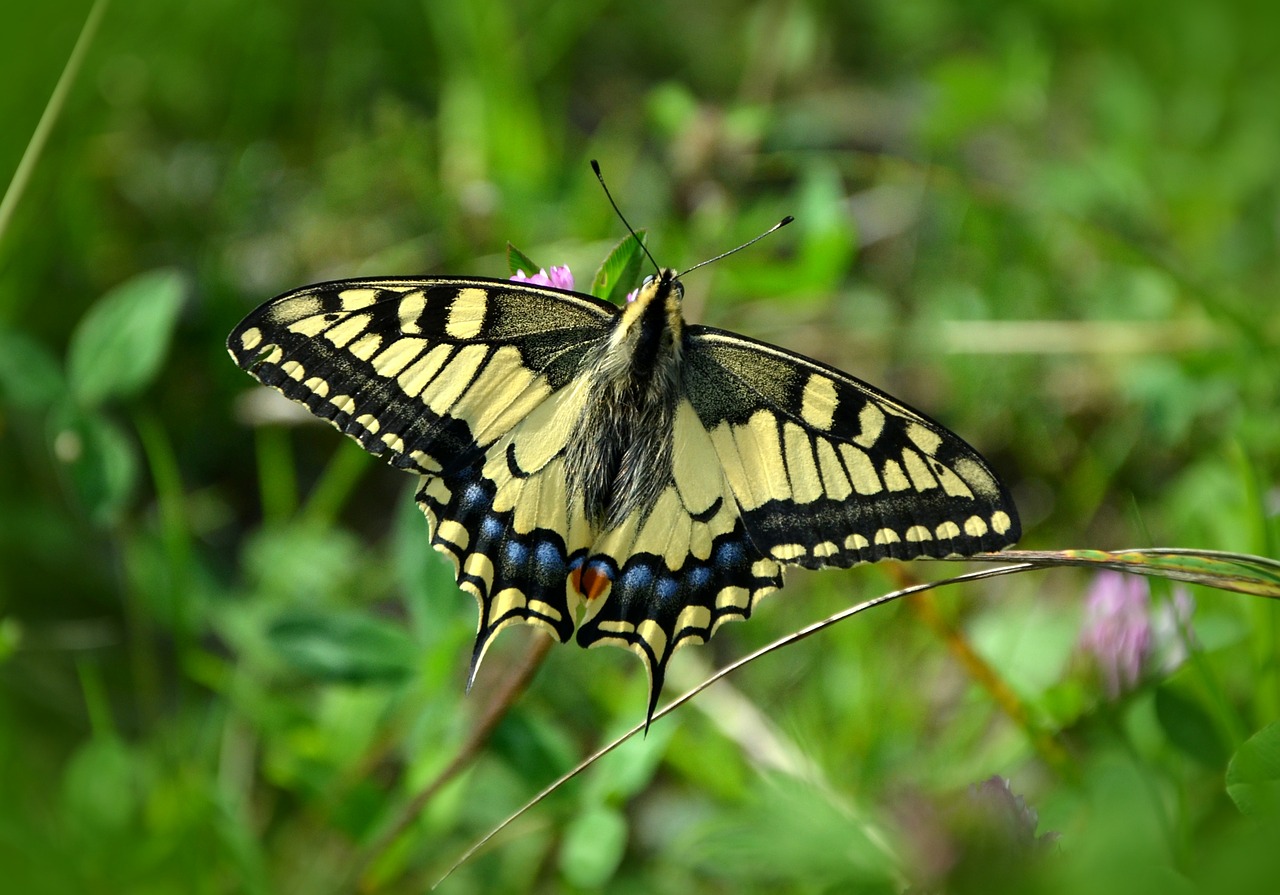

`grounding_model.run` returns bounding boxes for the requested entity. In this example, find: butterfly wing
[683,326,1021,565]
[569,327,1019,723]
[572,397,785,721]
[228,277,617,670]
